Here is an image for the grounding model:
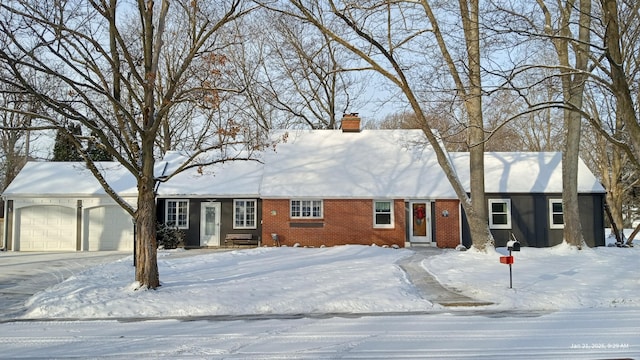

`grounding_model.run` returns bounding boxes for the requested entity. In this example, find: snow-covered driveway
[0,251,129,319]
